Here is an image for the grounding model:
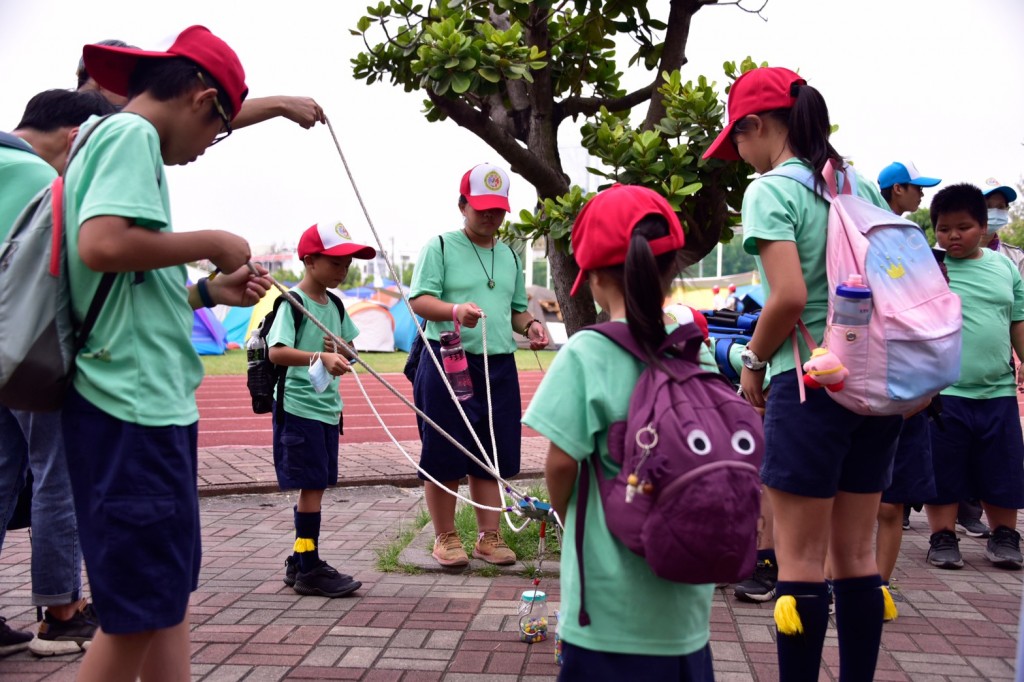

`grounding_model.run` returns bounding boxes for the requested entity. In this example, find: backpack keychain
[626,425,658,503]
